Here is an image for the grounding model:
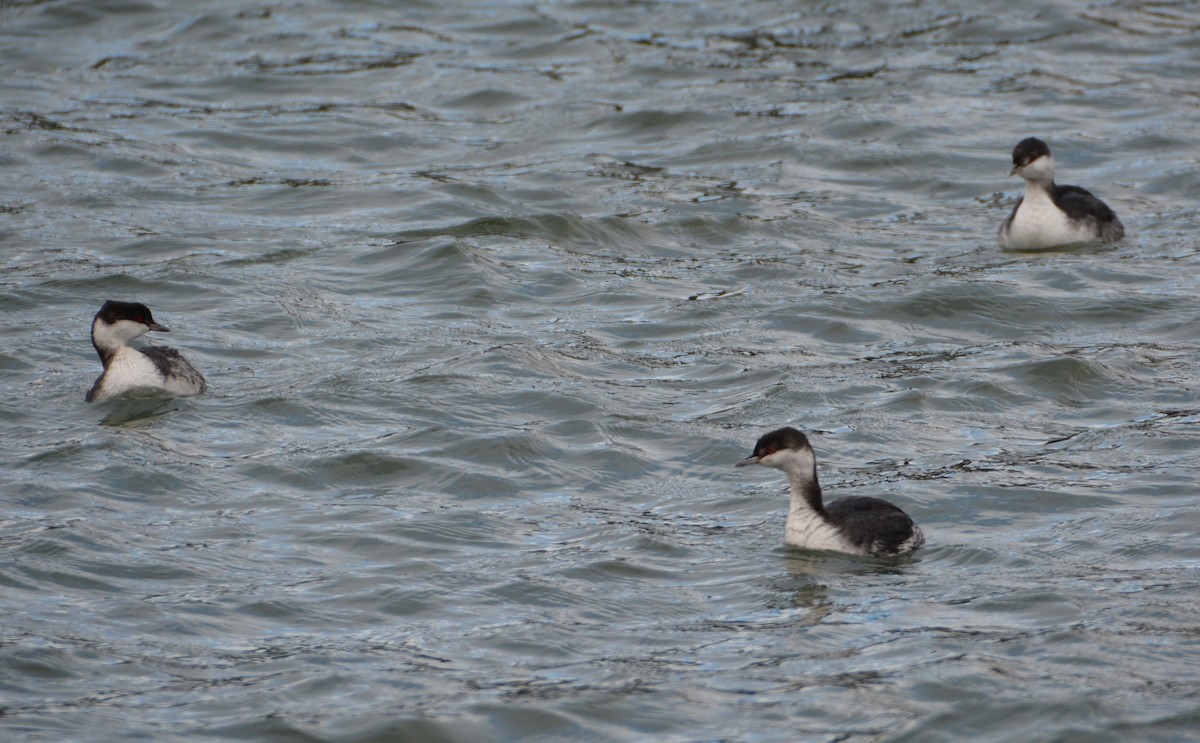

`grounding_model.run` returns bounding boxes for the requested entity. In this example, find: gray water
[3,0,1200,740]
